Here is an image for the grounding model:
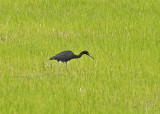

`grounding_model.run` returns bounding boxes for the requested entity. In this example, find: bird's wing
[57,51,74,60]
[50,51,74,61]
